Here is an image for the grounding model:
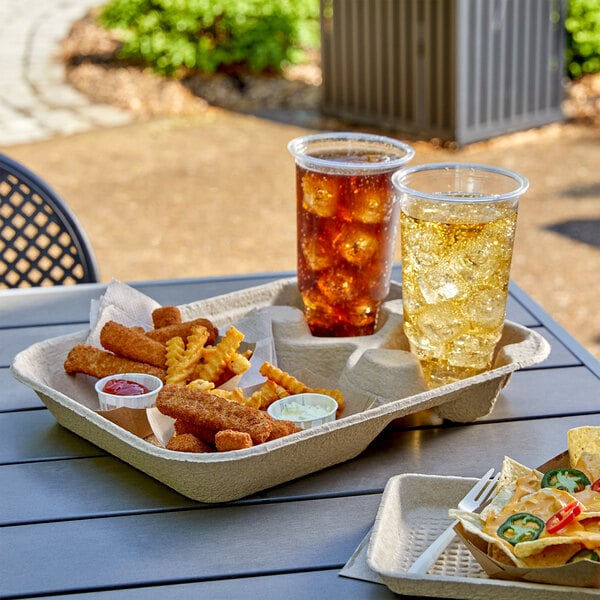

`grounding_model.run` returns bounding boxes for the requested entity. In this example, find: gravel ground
[4,13,600,361]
